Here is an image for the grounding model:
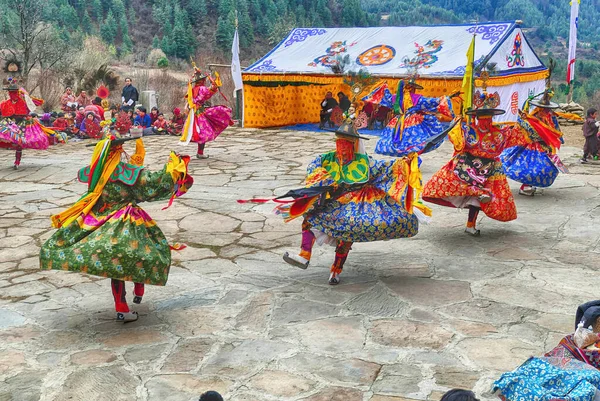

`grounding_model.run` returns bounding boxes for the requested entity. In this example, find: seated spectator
[441,389,479,401]
[338,91,351,113]
[53,112,69,132]
[134,107,154,135]
[60,87,76,112]
[40,113,53,127]
[169,107,185,135]
[152,113,169,134]
[150,106,160,125]
[79,112,102,139]
[76,90,92,107]
[372,105,391,130]
[199,391,223,401]
[91,97,105,120]
[319,91,338,129]
[127,109,135,124]
[75,106,85,126]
